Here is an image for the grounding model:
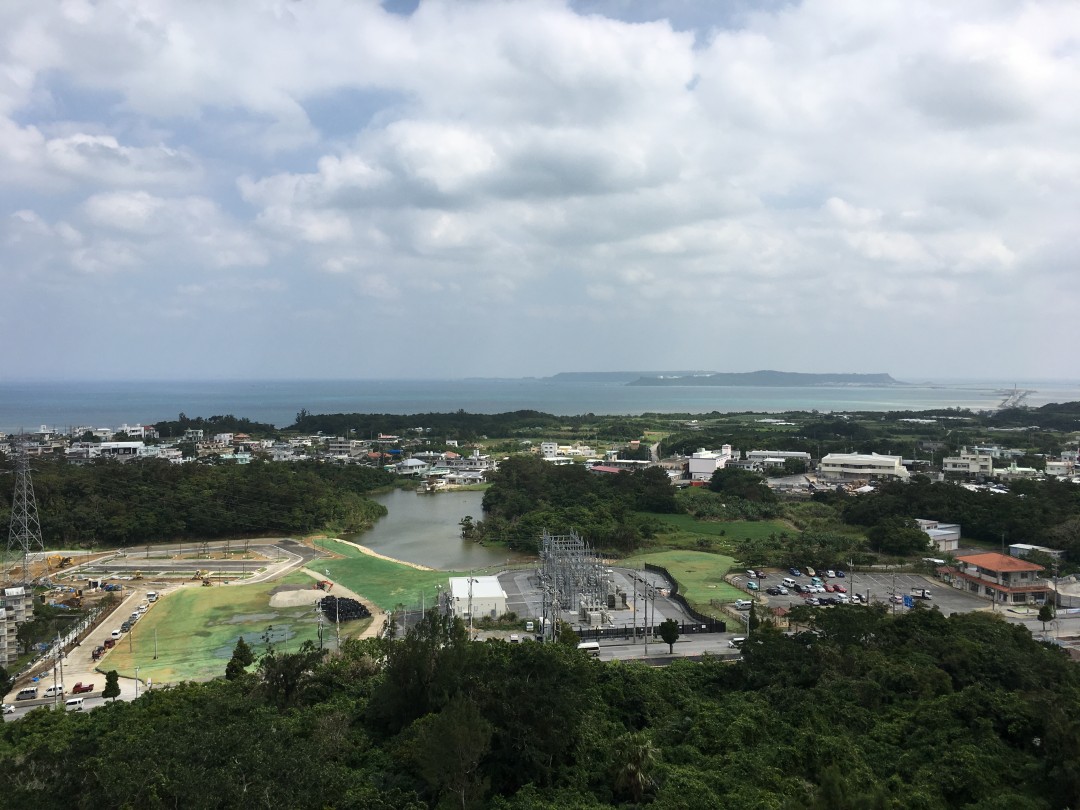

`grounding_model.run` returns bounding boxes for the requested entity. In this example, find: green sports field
[102,572,369,685]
